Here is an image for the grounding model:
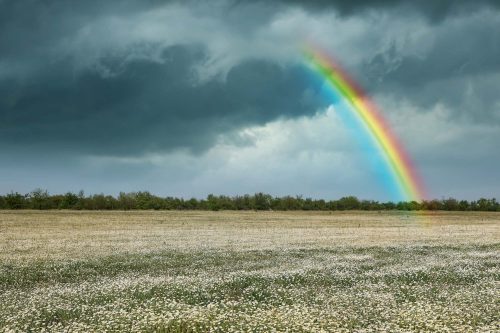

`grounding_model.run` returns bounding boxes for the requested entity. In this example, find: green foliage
[253,192,272,210]
[4,192,28,209]
[476,198,499,211]
[337,196,360,210]
[0,190,498,211]
[29,188,50,210]
[0,195,6,209]
[59,192,79,209]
